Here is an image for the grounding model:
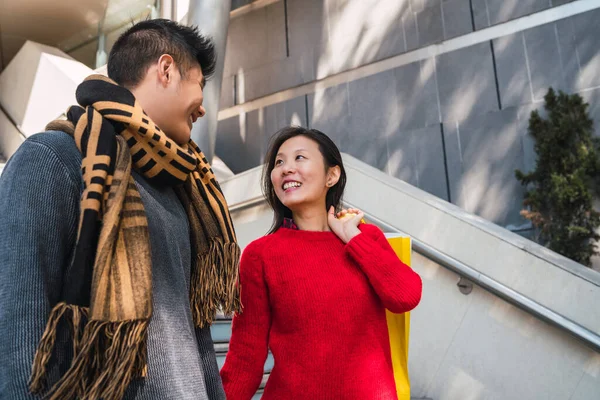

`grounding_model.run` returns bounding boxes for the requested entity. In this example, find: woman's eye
[296,155,306,160]
[275,159,283,166]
